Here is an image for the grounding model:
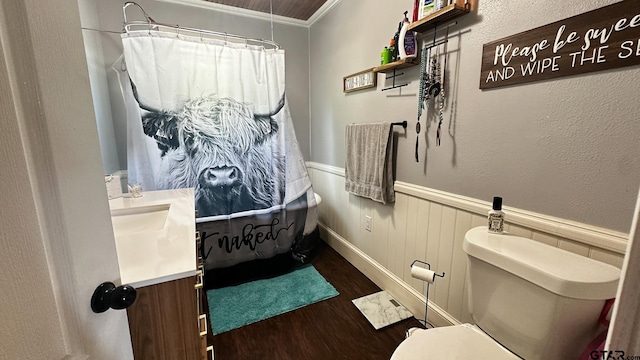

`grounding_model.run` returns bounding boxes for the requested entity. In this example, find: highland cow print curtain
[119,30,317,270]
